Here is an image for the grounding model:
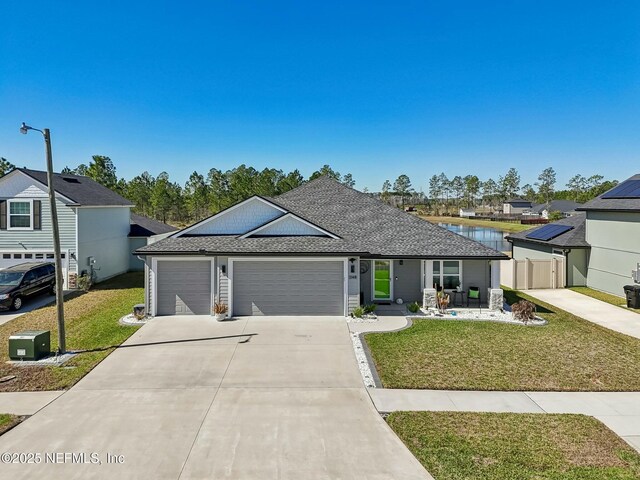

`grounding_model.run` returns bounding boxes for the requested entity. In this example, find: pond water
[438,223,510,252]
